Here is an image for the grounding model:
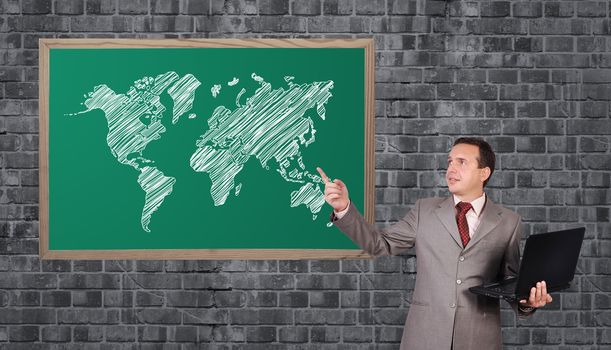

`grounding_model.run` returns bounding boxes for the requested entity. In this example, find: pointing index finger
[316,167,331,184]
